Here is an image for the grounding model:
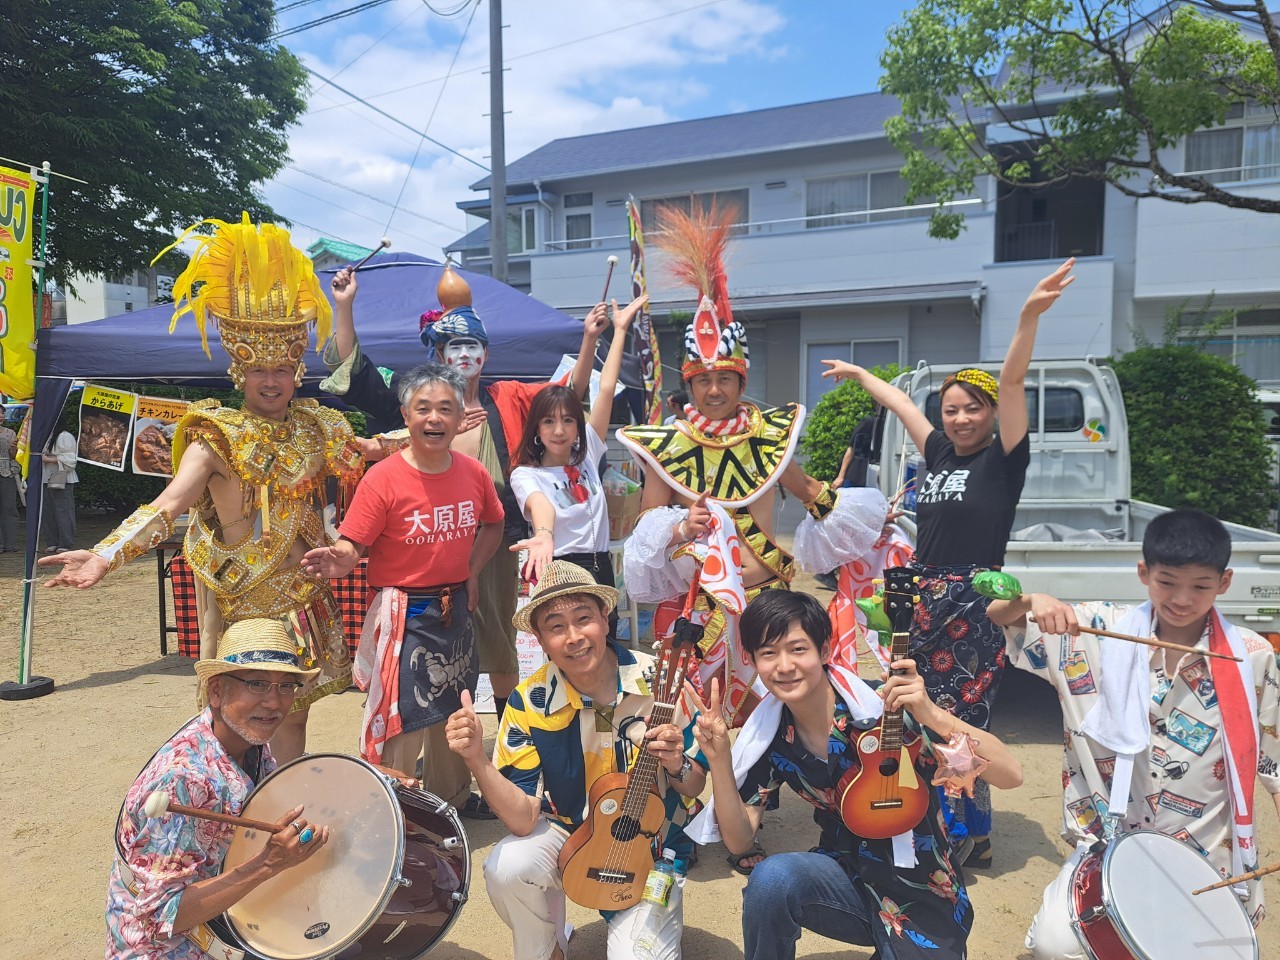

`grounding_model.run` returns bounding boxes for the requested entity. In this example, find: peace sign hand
[692,677,731,765]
